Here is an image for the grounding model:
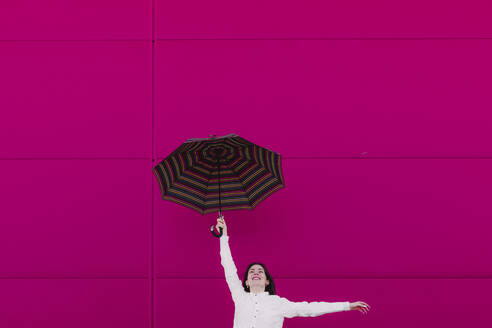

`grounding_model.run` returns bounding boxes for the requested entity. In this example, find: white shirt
[220,235,351,328]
